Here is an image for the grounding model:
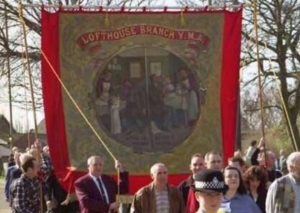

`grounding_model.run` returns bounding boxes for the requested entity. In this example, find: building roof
[0,138,7,145]
[12,132,47,151]
[0,144,11,158]
[37,119,47,134]
[0,114,20,147]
